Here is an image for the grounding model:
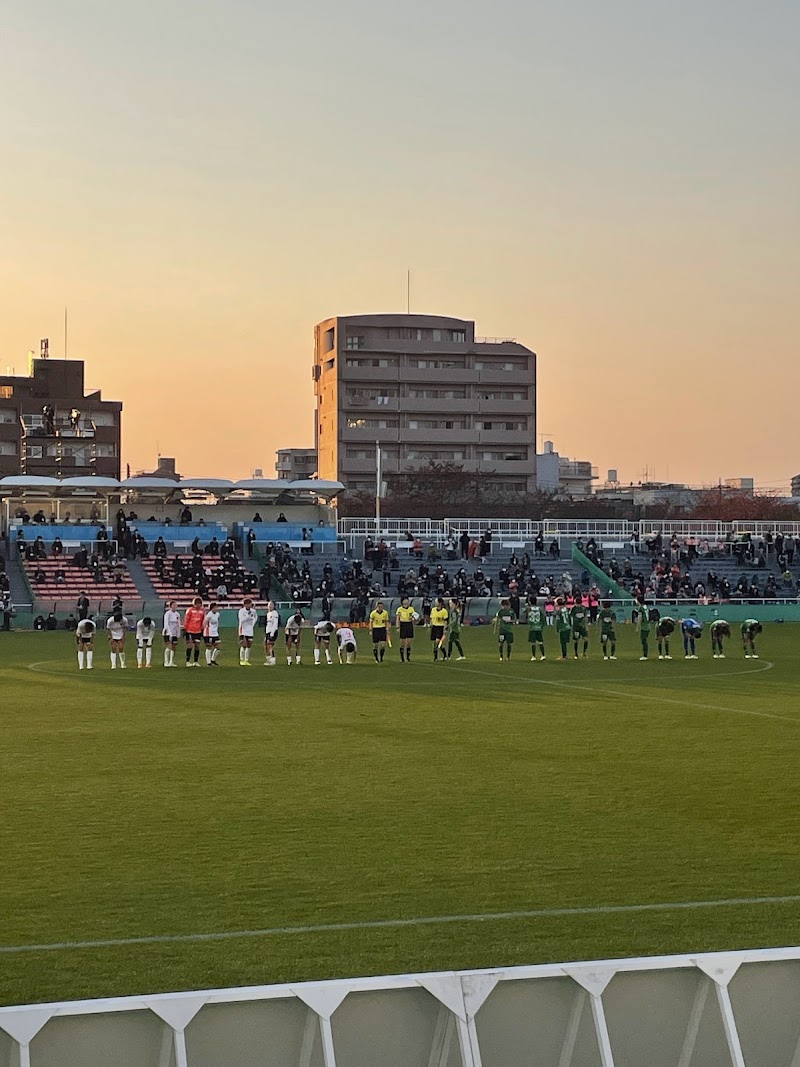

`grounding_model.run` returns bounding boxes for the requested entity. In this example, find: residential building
[0,353,122,479]
[313,314,536,493]
[276,448,317,481]
[536,441,598,498]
